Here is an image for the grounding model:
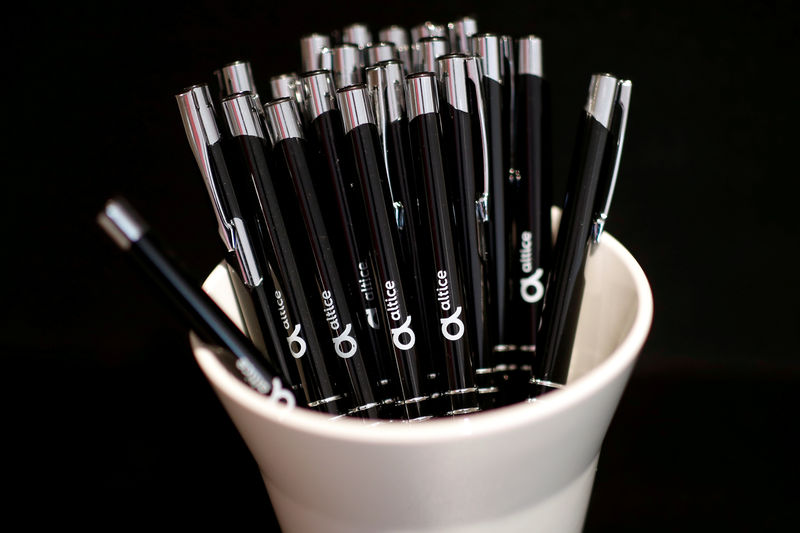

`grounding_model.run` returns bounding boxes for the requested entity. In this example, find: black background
[7,1,799,529]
